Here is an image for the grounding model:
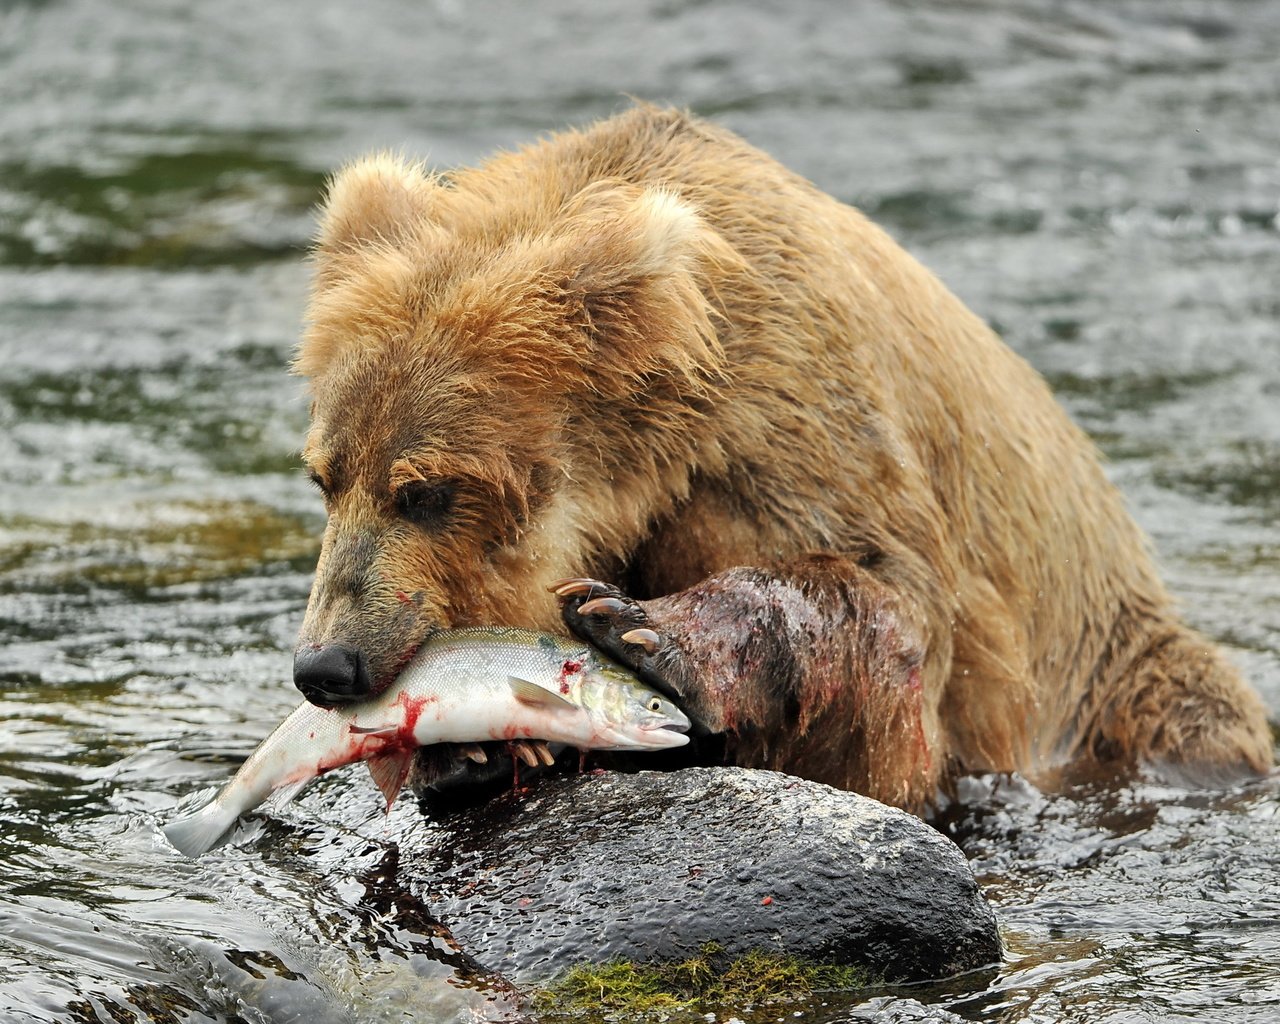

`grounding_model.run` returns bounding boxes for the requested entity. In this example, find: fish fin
[366,750,416,812]
[263,777,311,811]
[508,675,576,711]
[163,800,237,859]
[349,722,399,736]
